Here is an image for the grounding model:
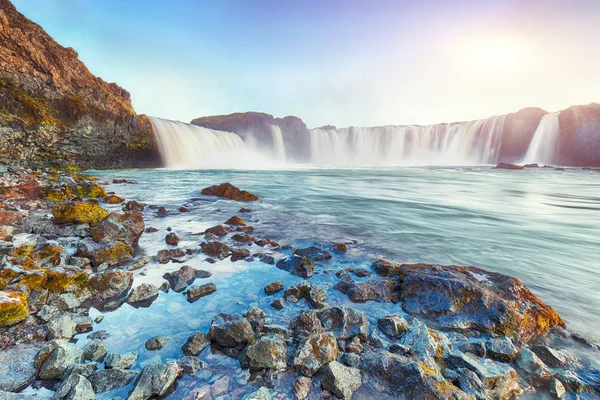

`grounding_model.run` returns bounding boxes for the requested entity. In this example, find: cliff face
[0,0,161,168]
[498,107,547,162]
[557,103,600,166]
[191,112,311,161]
